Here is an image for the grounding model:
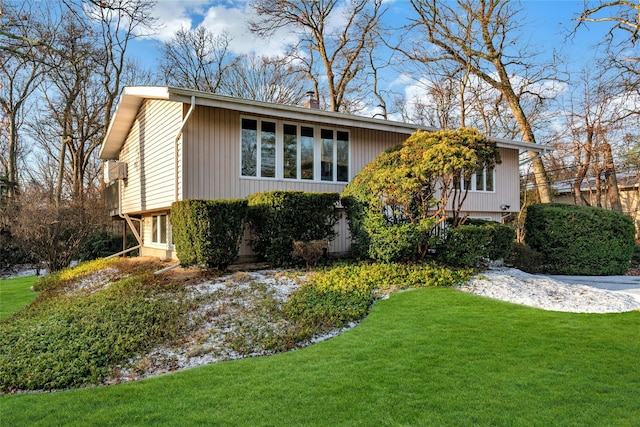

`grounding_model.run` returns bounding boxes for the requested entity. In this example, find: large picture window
[240,117,349,183]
